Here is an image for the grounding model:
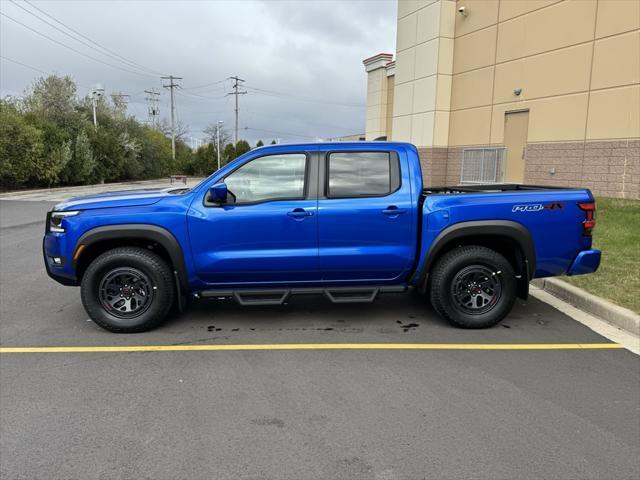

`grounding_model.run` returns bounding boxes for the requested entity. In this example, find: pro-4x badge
[512,204,544,212]
[544,202,564,210]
